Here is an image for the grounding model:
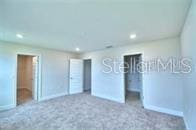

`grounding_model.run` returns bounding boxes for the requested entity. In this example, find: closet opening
[17,54,39,105]
[124,54,143,107]
[83,59,92,94]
